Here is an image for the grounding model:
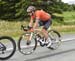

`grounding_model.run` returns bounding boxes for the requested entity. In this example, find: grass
[63,11,75,20]
[63,11,75,25]
[53,11,75,25]
[0,20,28,38]
[53,25,75,33]
[0,20,75,38]
[0,11,75,38]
